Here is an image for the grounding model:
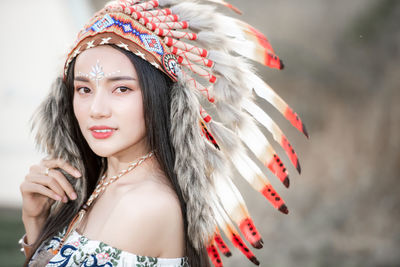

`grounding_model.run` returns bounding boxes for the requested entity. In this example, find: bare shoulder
[102,178,185,258]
